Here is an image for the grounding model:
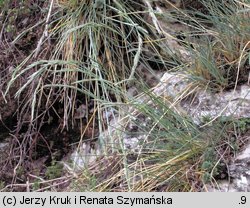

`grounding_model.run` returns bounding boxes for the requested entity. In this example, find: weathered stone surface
[153,72,250,125]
